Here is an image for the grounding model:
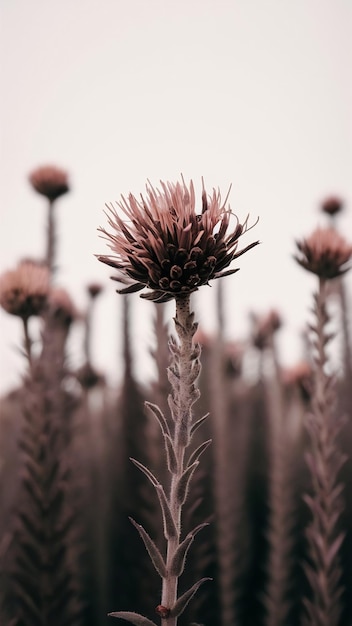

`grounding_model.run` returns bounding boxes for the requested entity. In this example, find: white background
[1,0,351,394]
